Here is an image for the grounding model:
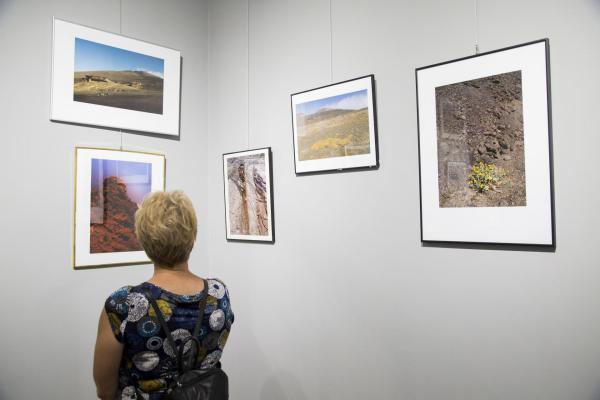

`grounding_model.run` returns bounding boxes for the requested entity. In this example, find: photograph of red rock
[90,158,152,253]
